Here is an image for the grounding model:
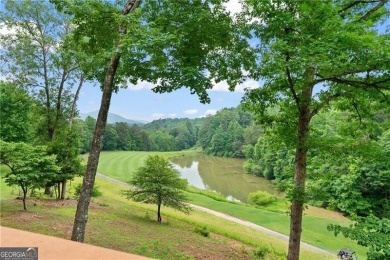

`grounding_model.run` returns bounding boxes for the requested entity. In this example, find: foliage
[0,140,59,210]
[48,126,85,180]
[233,0,390,257]
[244,130,294,181]
[194,225,210,237]
[0,82,34,142]
[328,215,390,260]
[248,191,278,207]
[74,183,102,198]
[124,155,190,222]
[0,0,83,142]
[198,107,251,158]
